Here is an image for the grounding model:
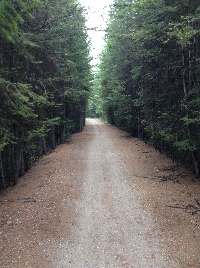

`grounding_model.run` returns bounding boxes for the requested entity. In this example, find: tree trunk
[0,152,5,189]
[182,45,199,175]
[42,137,47,154]
[13,145,22,185]
[20,153,25,175]
[51,112,56,149]
[181,47,187,102]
